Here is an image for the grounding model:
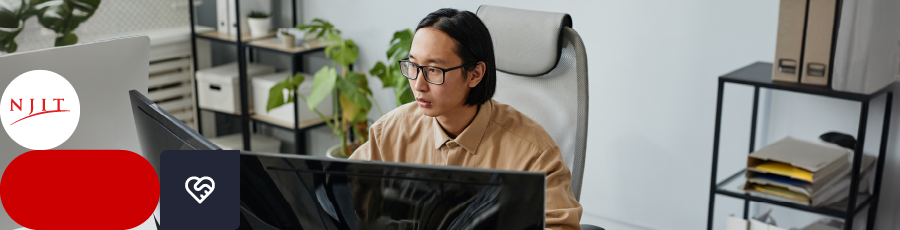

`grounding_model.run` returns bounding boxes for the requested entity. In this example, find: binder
[216,0,230,34]
[831,0,898,94]
[772,0,809,83]
[800,0,838,85]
